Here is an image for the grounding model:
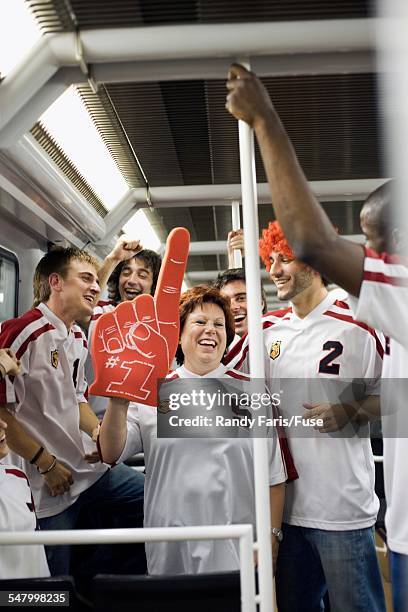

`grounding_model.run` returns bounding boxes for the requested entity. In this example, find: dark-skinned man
[226,63,408,612]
